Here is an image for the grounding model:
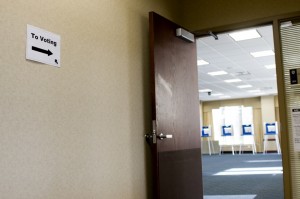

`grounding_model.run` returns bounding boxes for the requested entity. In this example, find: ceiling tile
[196,24,277,101]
